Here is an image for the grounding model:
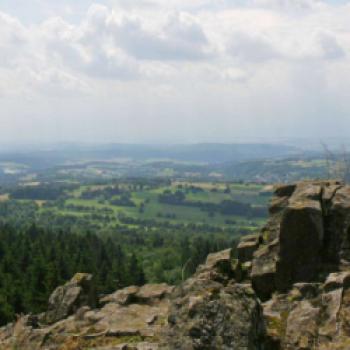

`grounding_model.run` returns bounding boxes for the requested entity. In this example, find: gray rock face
[251,180,350,300]
[238,234,261,263]
[42,272,97,324]
[284,300,320,349]
[242,181,350,349]
[276,193,324,292]
[99,284,173,307]
[0,279,172,350]
[161,250,265,350]
[164,283,264,350]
